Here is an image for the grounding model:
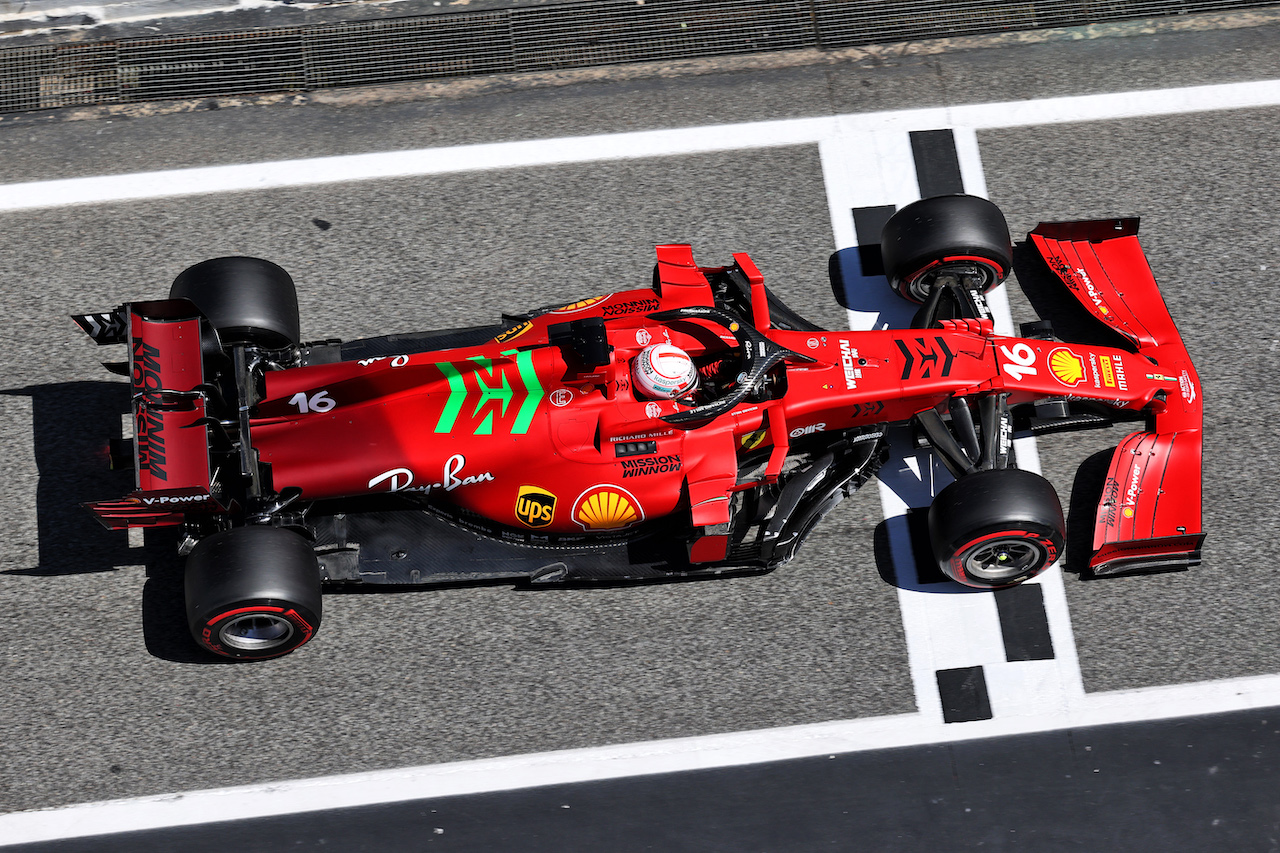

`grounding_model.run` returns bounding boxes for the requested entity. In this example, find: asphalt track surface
[1,10,1280,849]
